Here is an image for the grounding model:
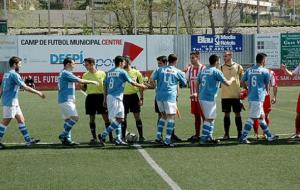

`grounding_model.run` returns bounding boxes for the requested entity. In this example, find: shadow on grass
[2,138,300,150]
